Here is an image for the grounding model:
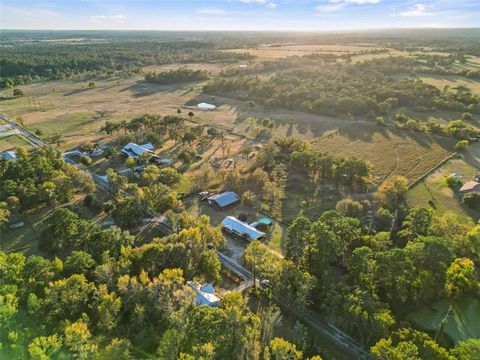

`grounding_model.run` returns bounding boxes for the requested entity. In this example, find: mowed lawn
[0,134,34,152]
[311,123,455,185]
[407,297,480,345]
[407,145,479,224]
